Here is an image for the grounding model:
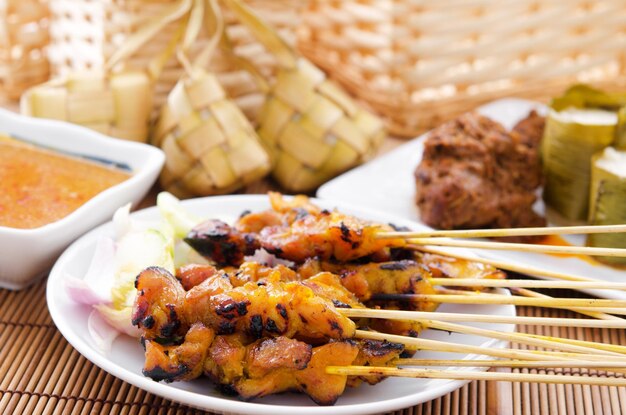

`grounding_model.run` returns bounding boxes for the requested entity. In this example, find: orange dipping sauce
[0,138,131,229]
[537,234,601,266]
